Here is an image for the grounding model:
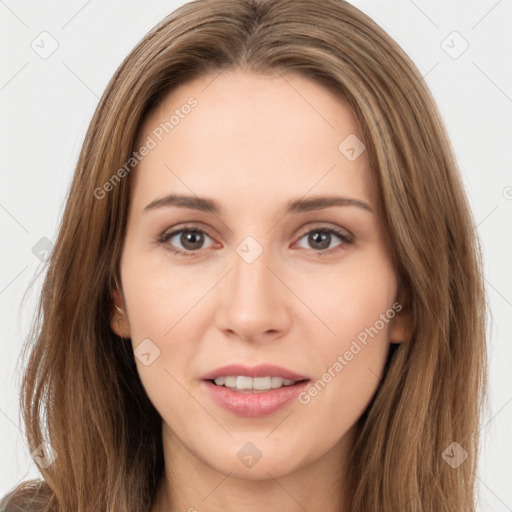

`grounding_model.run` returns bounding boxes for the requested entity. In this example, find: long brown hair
[1,0,488,510]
